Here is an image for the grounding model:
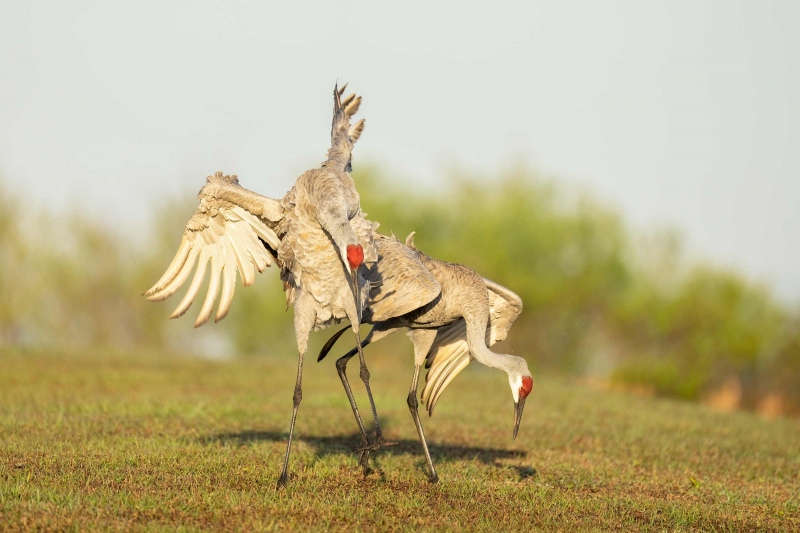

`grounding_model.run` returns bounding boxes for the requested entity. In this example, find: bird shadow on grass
[201,423,537,481]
